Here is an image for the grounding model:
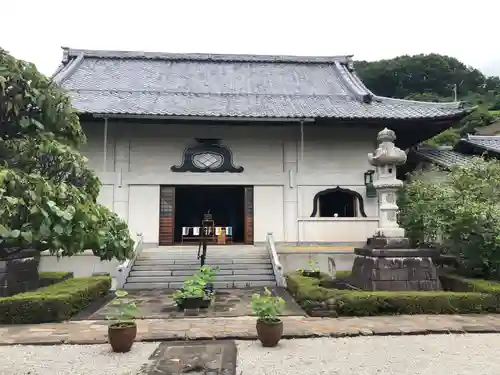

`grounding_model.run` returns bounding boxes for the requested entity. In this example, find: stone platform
[351,247,441,291]
[77,288,304,320]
